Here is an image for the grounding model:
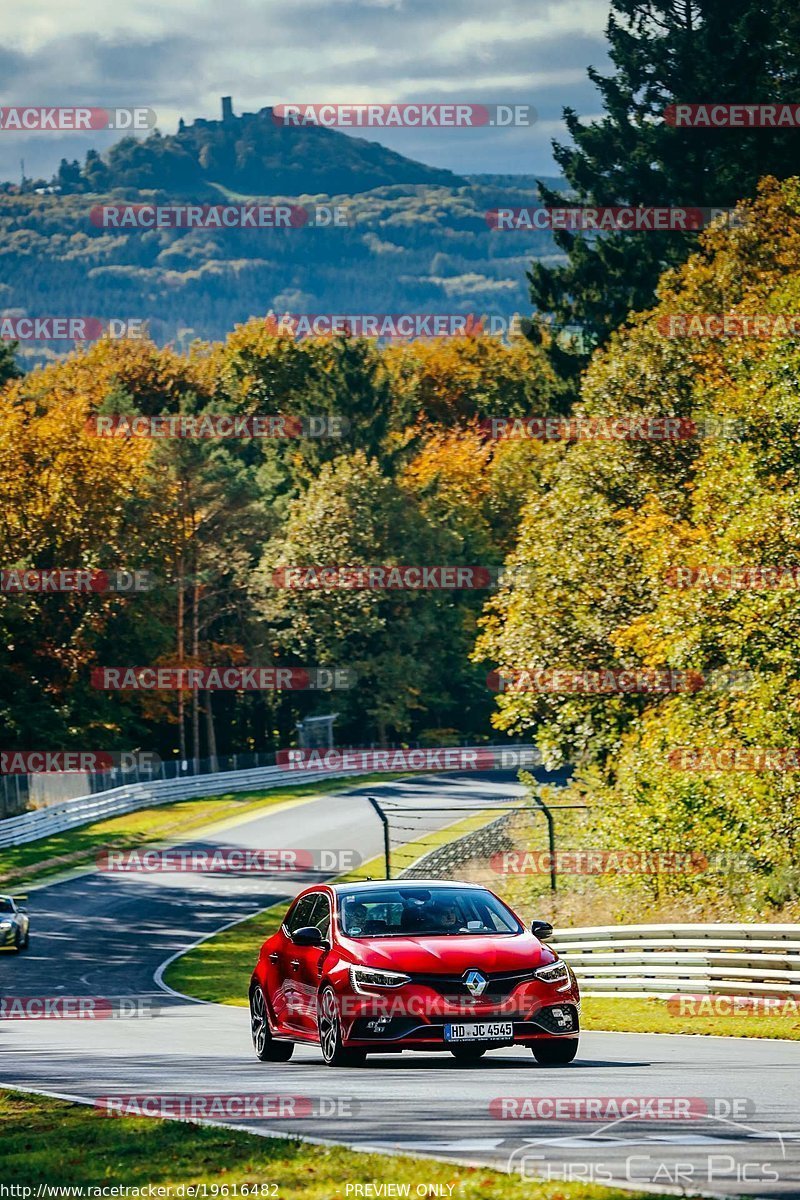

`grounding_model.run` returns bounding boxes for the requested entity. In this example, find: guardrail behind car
[0,744,537,850]
[551,923,800,998]
[0,764,377,849]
